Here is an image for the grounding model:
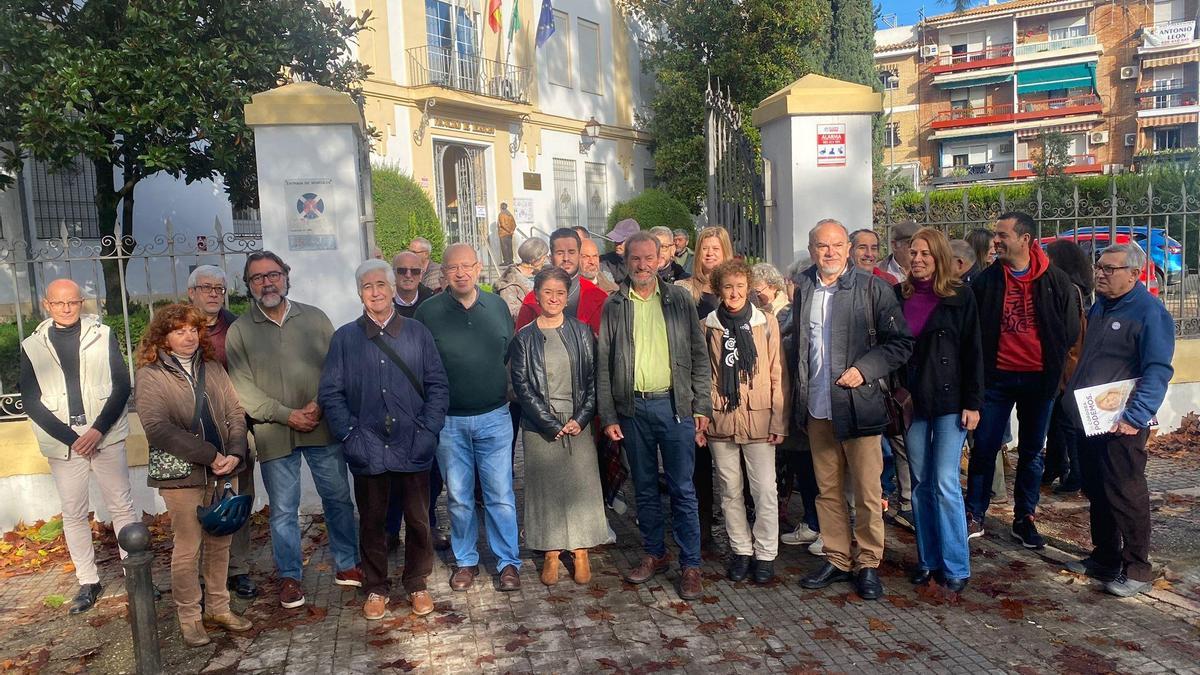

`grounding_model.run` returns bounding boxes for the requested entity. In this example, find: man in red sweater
[515,228,607,335]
